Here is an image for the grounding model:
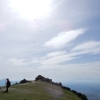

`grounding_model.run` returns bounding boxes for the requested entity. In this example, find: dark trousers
[6,86,8,92]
